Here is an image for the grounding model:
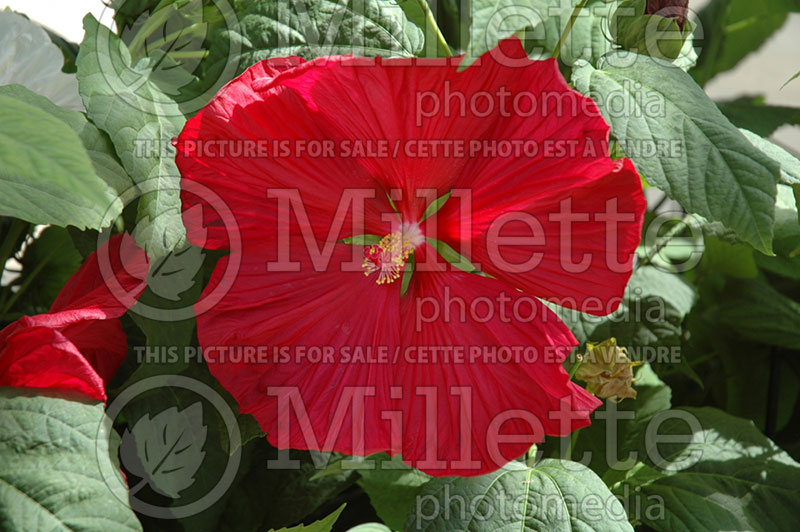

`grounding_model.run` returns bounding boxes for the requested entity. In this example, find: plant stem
[168,50,209,59]
[525,443,538,467]
[145,22,205,51]
[552,0,589,59]
[568,356,583,380]
[128,2,180,57]
[565,428,581,460]
[416,0,453,57]
[639,213,694,267]
[0,219,27,274]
